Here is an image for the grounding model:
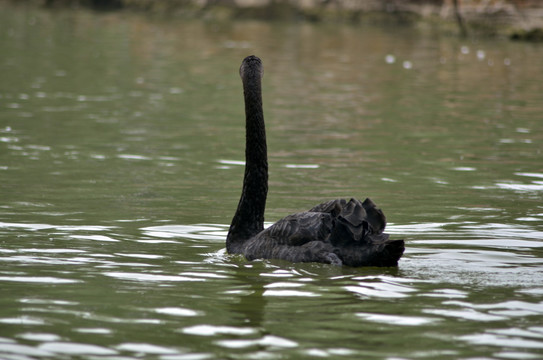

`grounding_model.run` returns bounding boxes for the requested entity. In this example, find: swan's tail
[365,238,405,267]
[311,198,405,267]
[335,233,405,267]
[310,198,387,245]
